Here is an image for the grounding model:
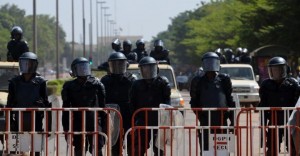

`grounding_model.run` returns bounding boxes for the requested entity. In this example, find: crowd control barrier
[124,106,300,156]
[0,107,123,156]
